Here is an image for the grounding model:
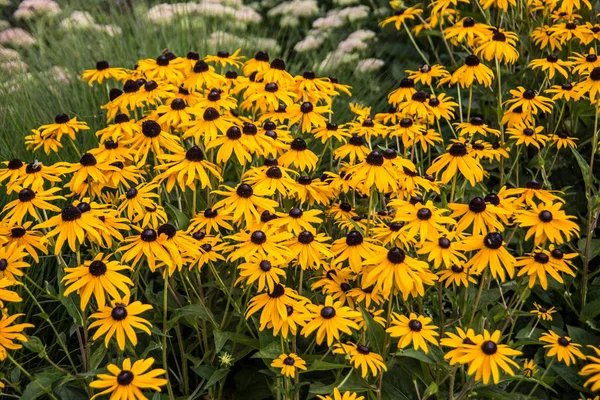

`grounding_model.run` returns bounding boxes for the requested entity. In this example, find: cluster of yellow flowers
[2,0,600,397]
